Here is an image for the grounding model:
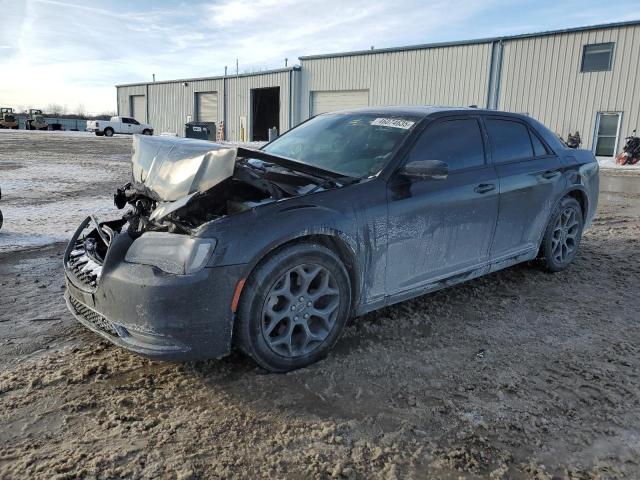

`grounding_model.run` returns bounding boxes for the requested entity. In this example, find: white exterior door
[130,95,146,123]
[310,90,369,116]
[594,112,622,157]
[196,92,218,123]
